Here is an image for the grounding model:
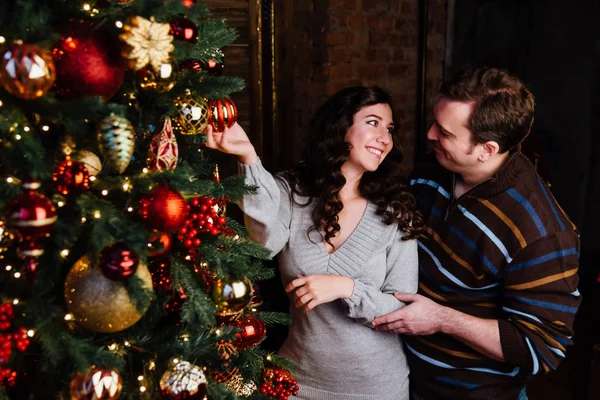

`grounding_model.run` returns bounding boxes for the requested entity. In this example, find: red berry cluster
[177,196,228,249]
[260,368,299,400]
[0,303,31,387]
